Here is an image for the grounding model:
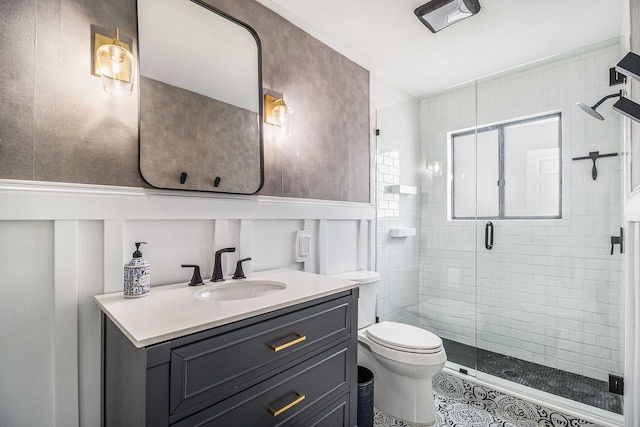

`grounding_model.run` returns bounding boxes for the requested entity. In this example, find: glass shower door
[472,42,625,417]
